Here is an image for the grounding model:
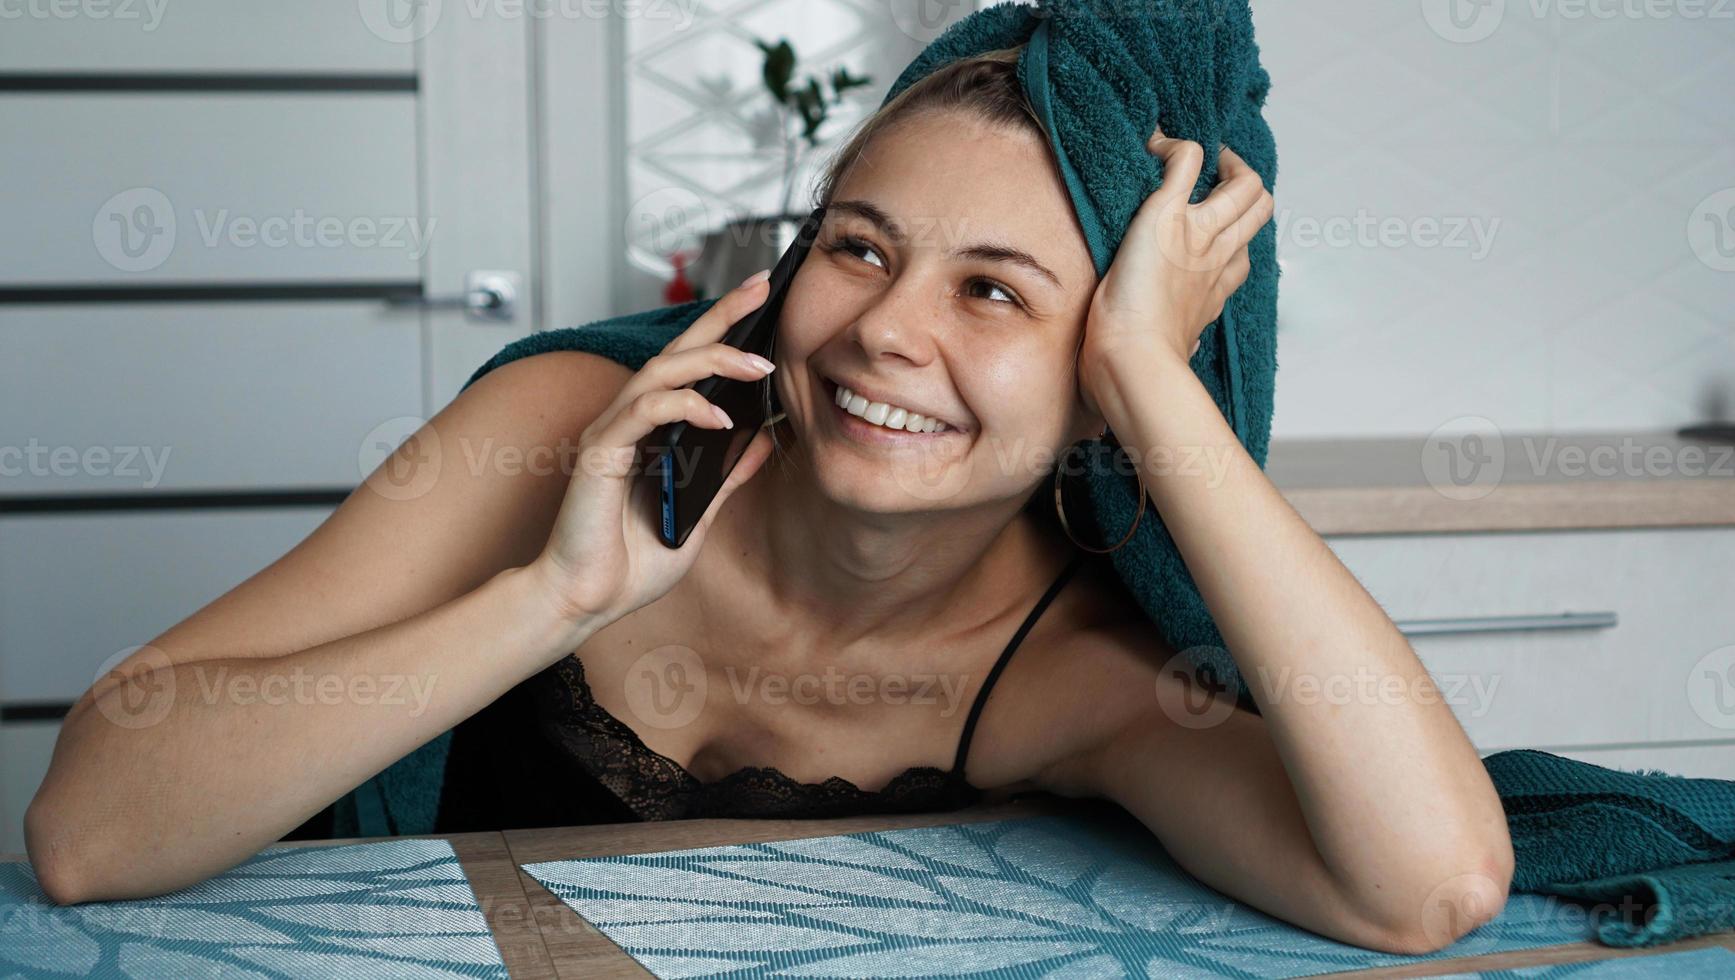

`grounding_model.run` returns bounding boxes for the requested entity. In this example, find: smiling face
[769,107,1101,515]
